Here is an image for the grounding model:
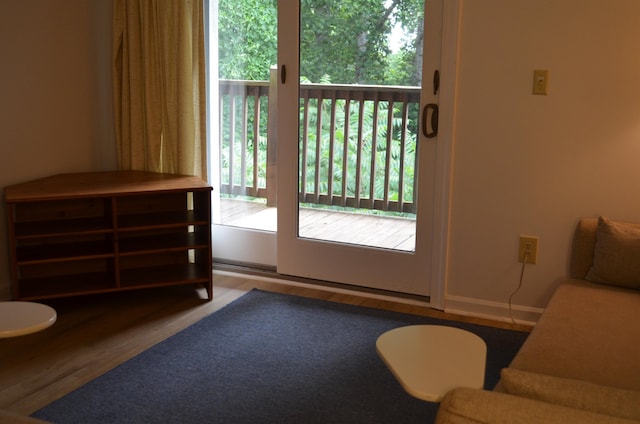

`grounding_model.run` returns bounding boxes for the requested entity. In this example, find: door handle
[422,103,439,138]
[281,65,286,84]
